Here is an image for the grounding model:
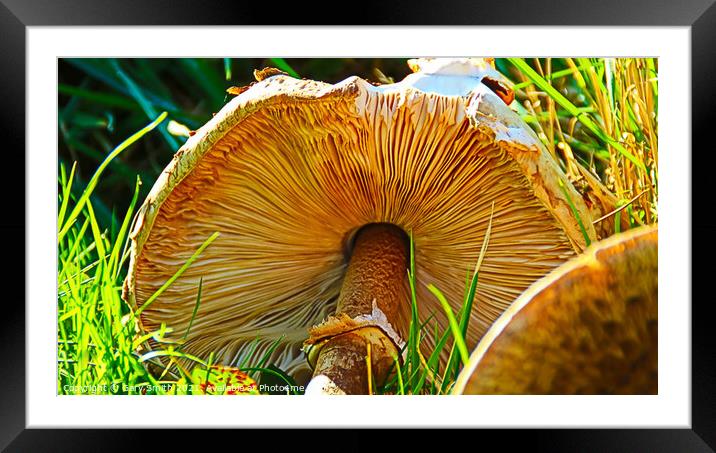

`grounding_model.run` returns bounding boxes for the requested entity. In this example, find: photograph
[57,56,658,396]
